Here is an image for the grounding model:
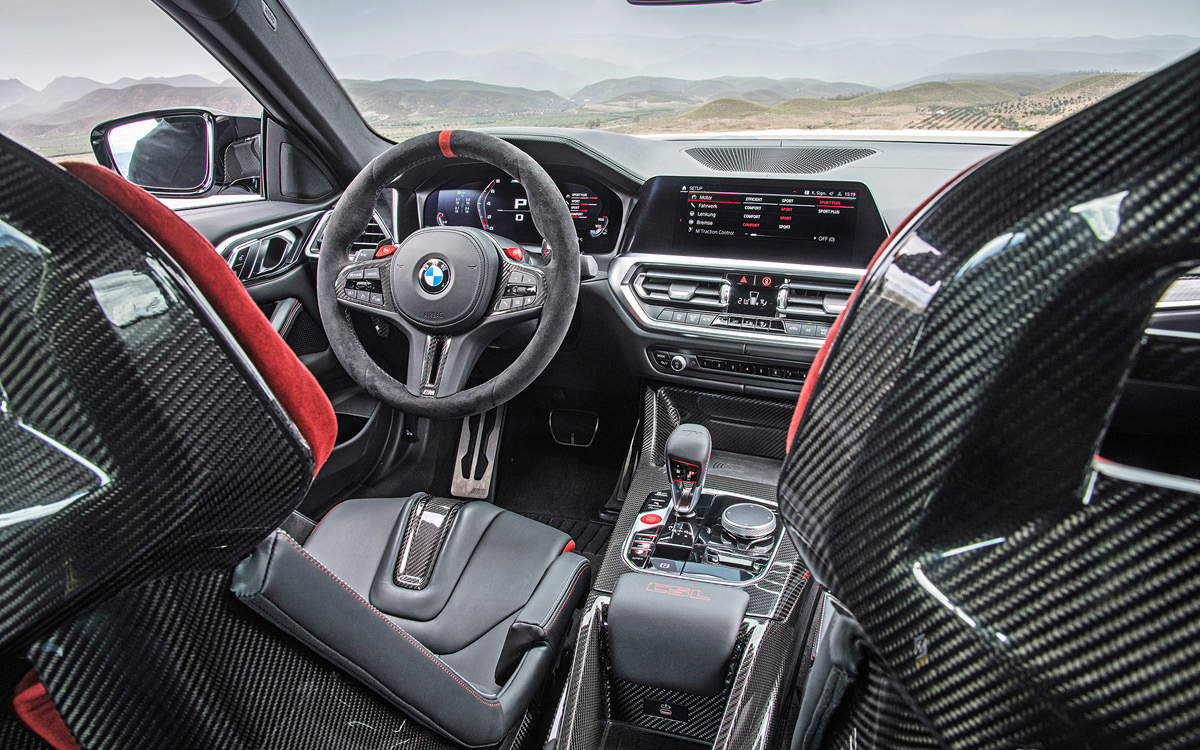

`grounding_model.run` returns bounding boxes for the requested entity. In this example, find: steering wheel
[316,130,580,419]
